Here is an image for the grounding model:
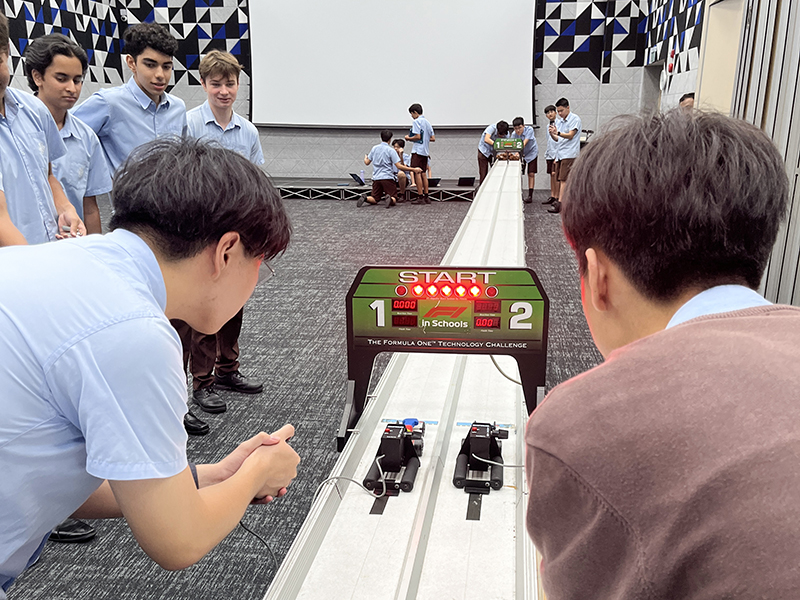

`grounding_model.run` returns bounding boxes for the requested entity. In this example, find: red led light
[395,285,408,297]
[440,284,453,297]
[469,285,482,298]
[412,284,425,297]
[427,284,438,296]
[455,285,467,298]
[486,286,498,298]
